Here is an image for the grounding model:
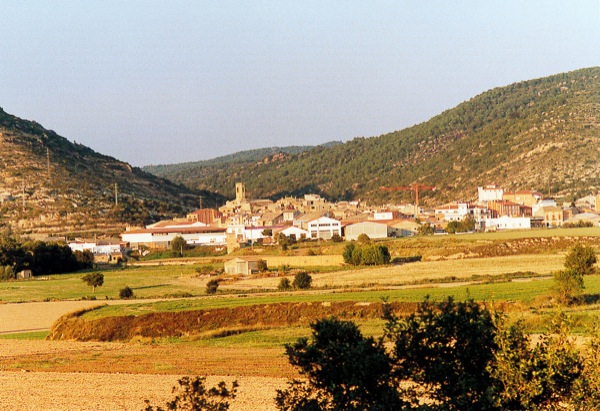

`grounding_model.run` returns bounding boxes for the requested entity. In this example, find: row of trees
[275,298,600,411]
[0,234,93,279]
